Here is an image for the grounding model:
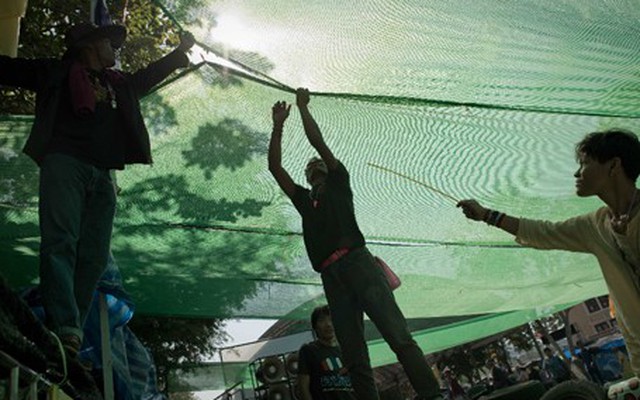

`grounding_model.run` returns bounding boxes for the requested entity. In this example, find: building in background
[569,295,618,343]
